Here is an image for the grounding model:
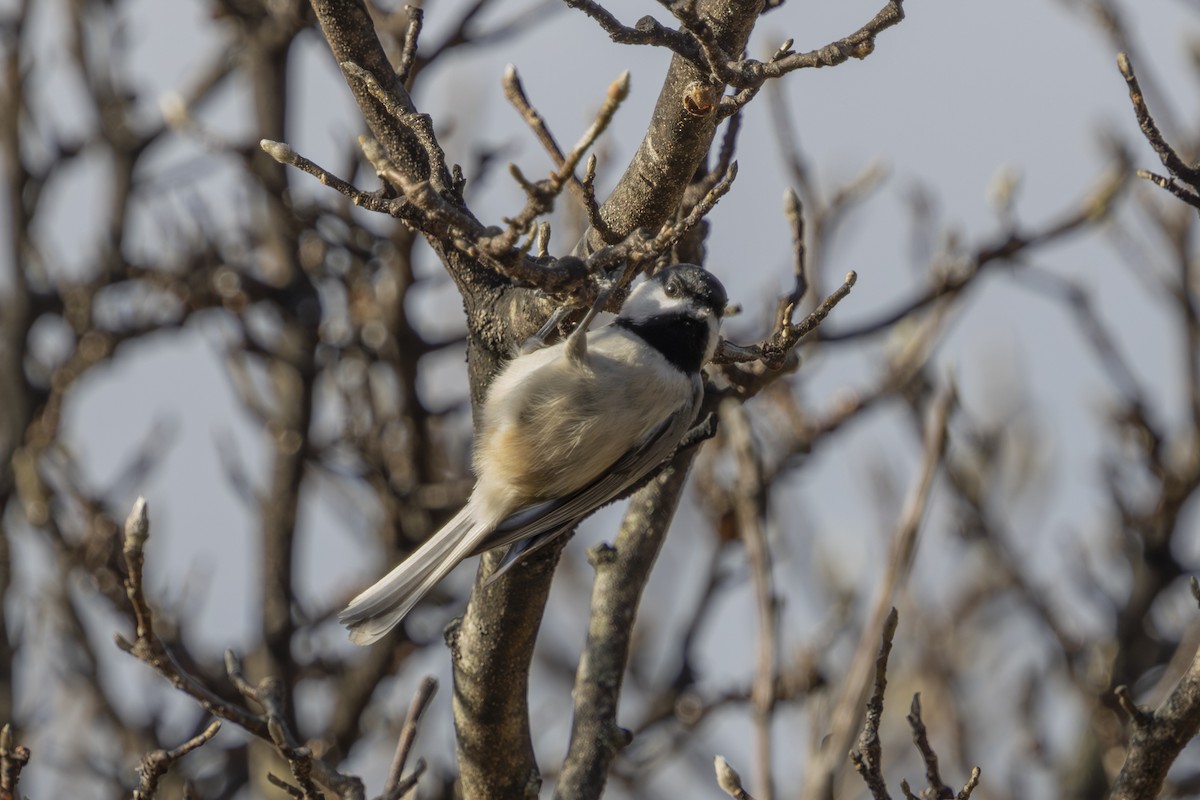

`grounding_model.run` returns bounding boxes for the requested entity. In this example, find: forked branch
[115,499,364,800]
[1117,52,1200,209]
